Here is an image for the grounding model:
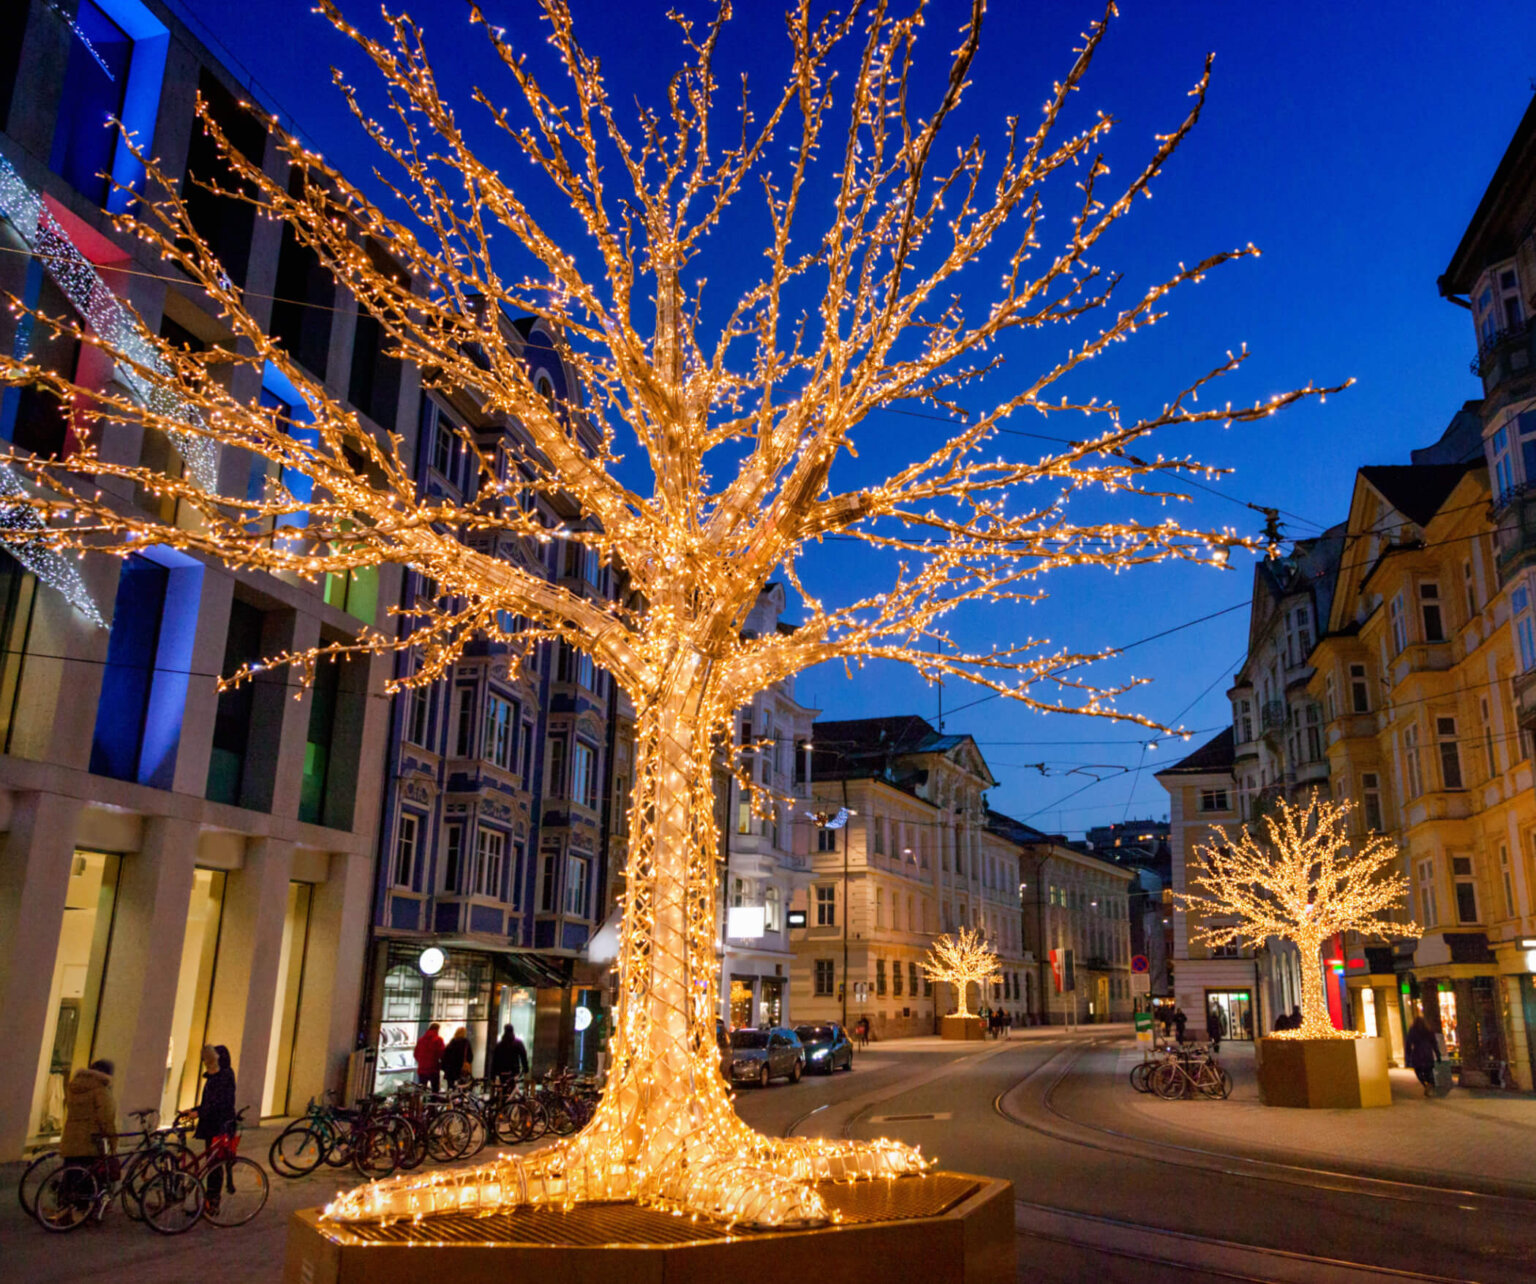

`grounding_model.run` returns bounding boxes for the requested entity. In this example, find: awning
[495,952,576,989]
